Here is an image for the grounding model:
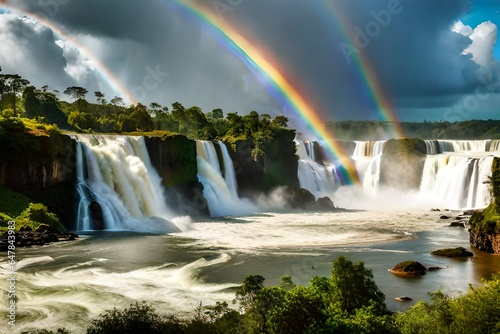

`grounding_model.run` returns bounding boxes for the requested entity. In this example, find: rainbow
[170,0,360,184]
[322,1,405,138]
[0,2,137,105]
